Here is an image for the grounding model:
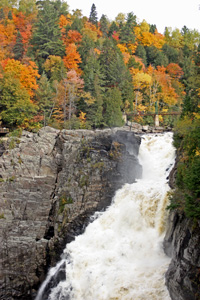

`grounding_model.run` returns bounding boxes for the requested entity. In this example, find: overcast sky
[66,0,200,34]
